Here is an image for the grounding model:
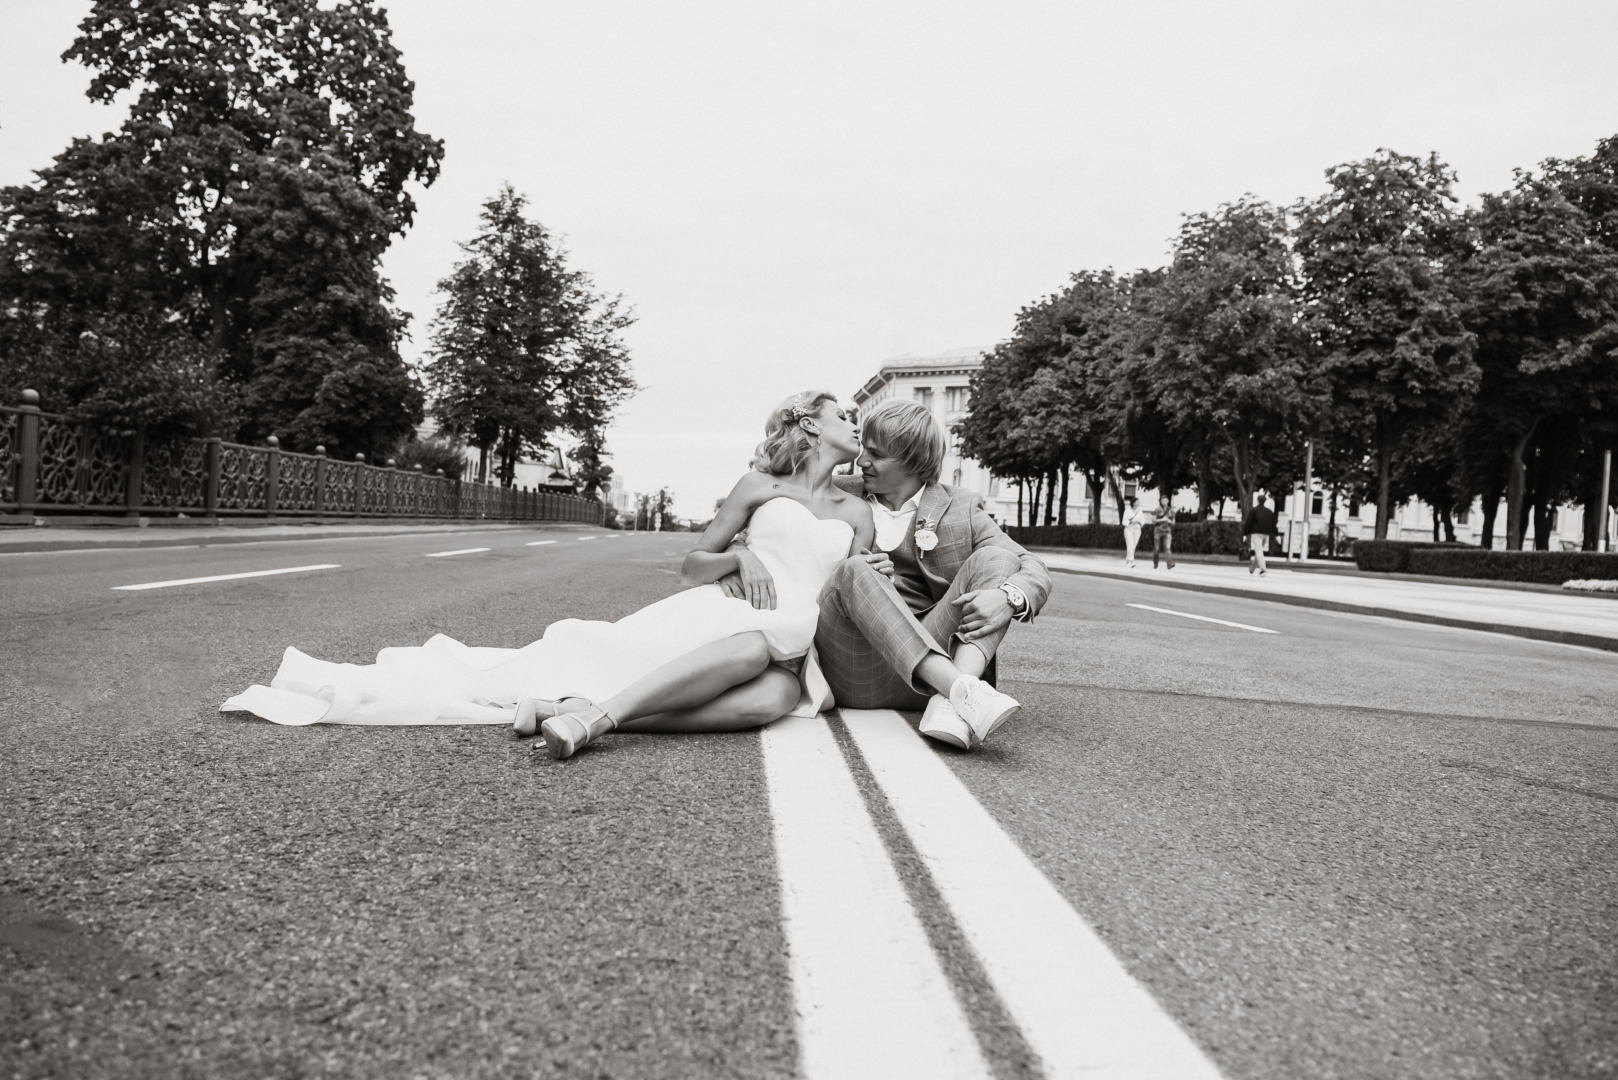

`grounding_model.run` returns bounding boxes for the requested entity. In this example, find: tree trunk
[1058,468,1070,526]
[1505,421,1538,550]
[1196,438,1213,517]
[1016,478,1024,528]
[1044,468,1057,525]
[1327,487,1339,557]
[1440,505,1456,543]
[1373,427,1392,541]
[1479,471,1503,549]
[1031,475,1043,527]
